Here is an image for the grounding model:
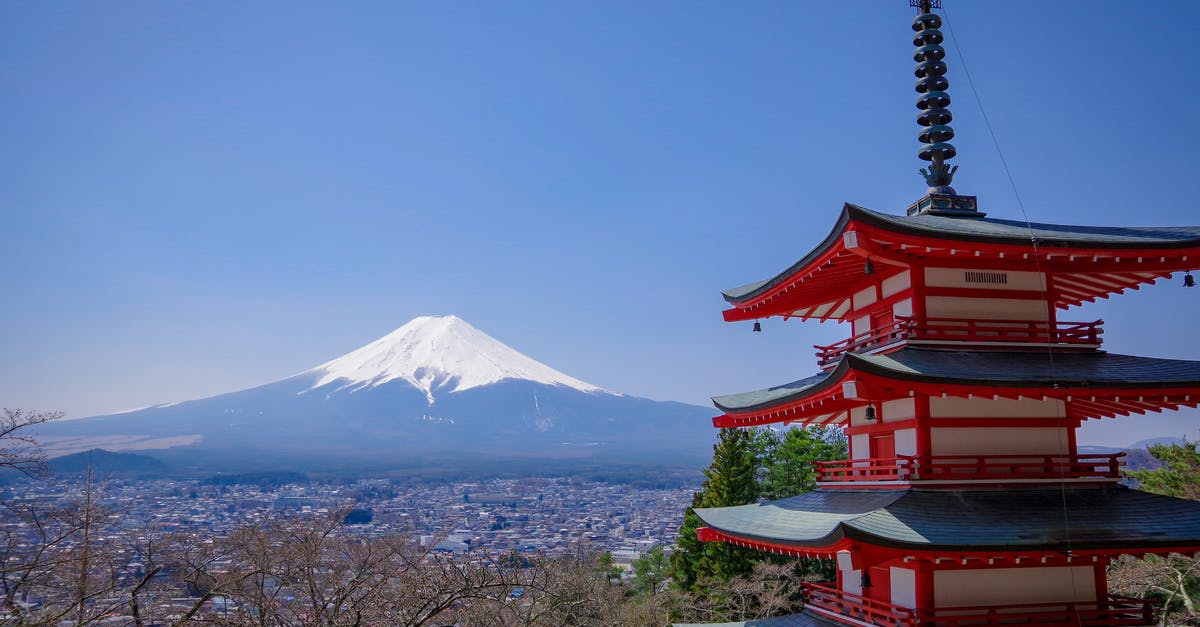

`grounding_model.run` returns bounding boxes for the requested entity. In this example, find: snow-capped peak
[303,315,610,404]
